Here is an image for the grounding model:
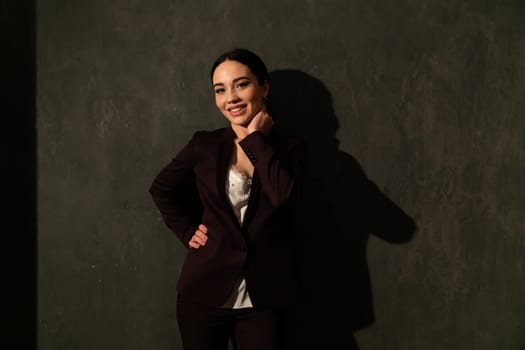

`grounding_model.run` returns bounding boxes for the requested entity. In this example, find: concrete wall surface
[37,1,525,349]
